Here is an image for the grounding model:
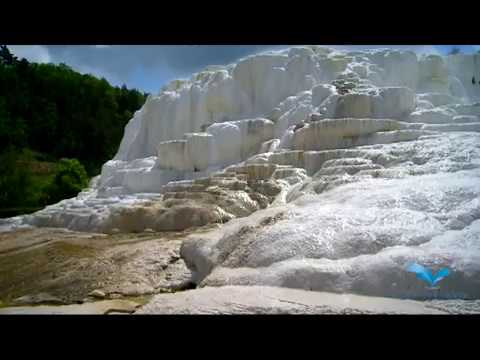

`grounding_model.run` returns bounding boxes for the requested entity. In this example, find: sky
[7,45,480,94]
